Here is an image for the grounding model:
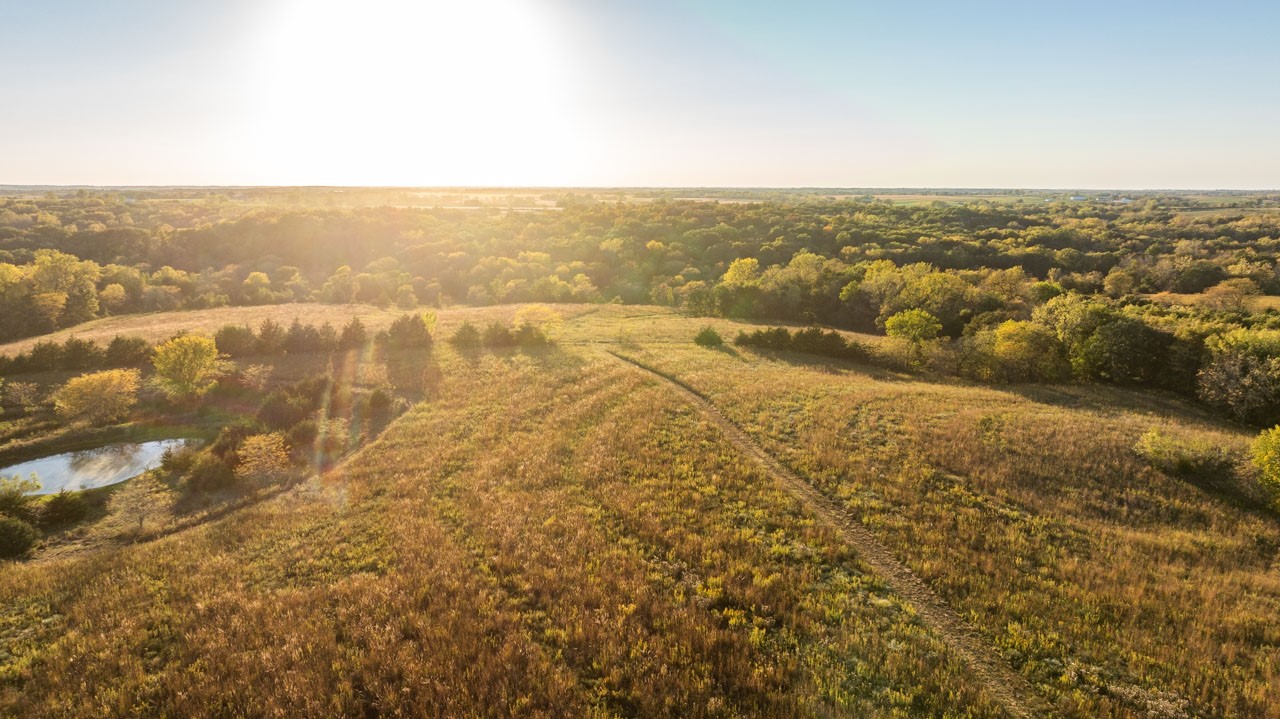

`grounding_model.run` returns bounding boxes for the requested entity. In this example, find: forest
[5,189,1280,425]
